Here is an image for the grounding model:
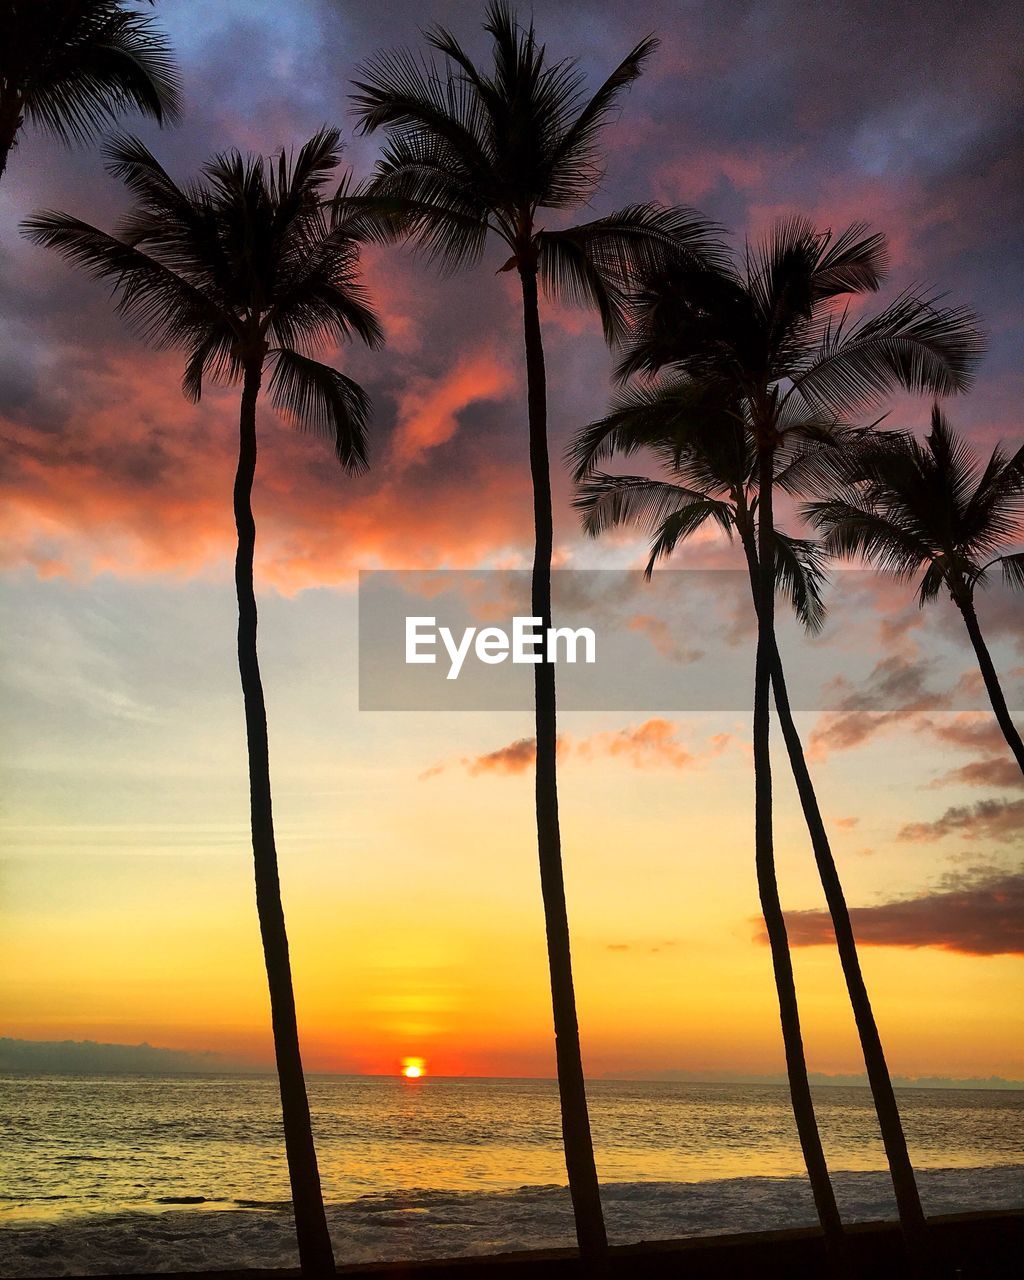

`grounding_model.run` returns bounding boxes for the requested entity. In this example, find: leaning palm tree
[806,407,1023,774]
[570,400,937,1270]
[23,127,384,1277]
[583,222,981,1272]
[349,2,722,1259]
[1,0,180,180]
